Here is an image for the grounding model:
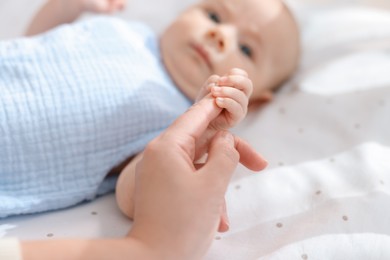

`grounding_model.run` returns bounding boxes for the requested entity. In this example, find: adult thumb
[201,131,239,189]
